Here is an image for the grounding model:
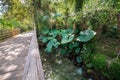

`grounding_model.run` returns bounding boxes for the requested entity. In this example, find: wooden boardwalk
[0,31,33,80]
[22,31,44,80]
